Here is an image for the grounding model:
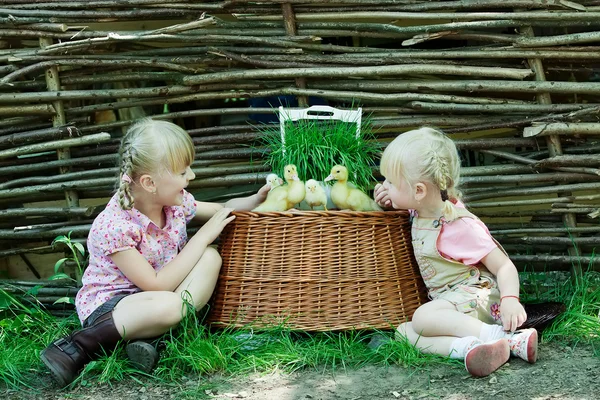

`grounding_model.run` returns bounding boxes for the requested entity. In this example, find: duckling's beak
[291,174,299,181]
[324,174,334,182]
